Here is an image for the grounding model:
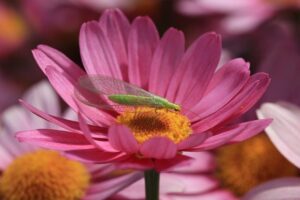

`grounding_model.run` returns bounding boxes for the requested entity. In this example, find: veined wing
[78,75,154,97]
